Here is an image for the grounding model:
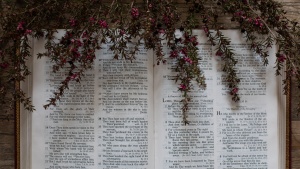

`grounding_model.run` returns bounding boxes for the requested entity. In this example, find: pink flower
[25,29,32,35]
[76,40,82,47]
[235,11,243,17]
[189,36,198,46]
[71,48,80,58]
[71,73,77,79]
[203,26,209,34]
[181,48,188,56]
[89,17,96,23]
[98,20,108,28]
[215,50,223,57]
[86,55,93,60]
[277,54,286,62]
[82,31,88,38]
[231,88,239,95]
[60,58,66,64]
[179,84,187,91]
[131,7,139,18]
[71,39,82,47]
[254,17,263,28]
[159,29,165,34]
[184,57,193,64]
[120,29,125,35]
[170,50,178,58]
[69,19,76,27]
[17,21,25,30]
